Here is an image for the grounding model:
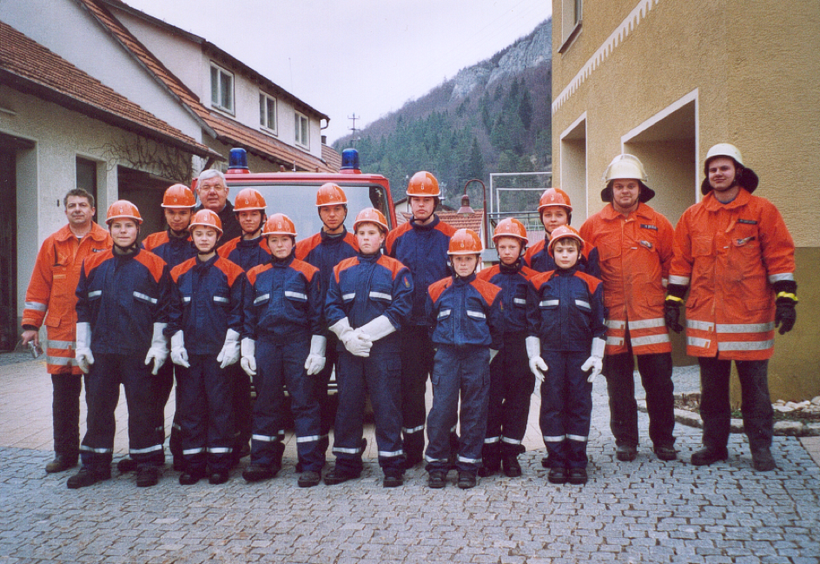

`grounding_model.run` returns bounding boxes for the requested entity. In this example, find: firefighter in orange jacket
[21,189,111,473]
[666,143,797,472]
[580,155,676,463]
